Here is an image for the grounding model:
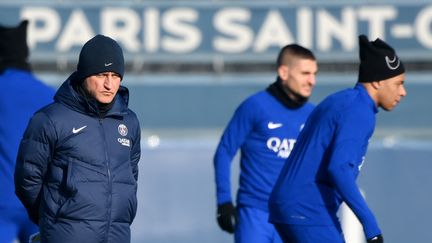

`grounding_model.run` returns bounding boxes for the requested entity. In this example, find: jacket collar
[355,83,378,114]
[54,73,129,118]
